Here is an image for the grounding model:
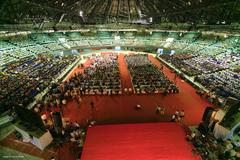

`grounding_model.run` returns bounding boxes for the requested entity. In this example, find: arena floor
[59,53,212,126]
